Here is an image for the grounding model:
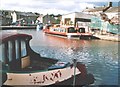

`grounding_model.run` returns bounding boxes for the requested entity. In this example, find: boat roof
[0,32,32,44]
[50,25,75,29]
